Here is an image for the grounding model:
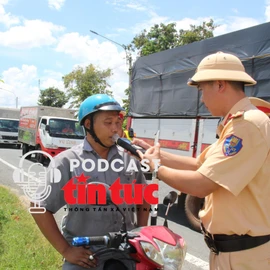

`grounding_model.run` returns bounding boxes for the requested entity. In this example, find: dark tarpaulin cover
[129,22,270,117]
